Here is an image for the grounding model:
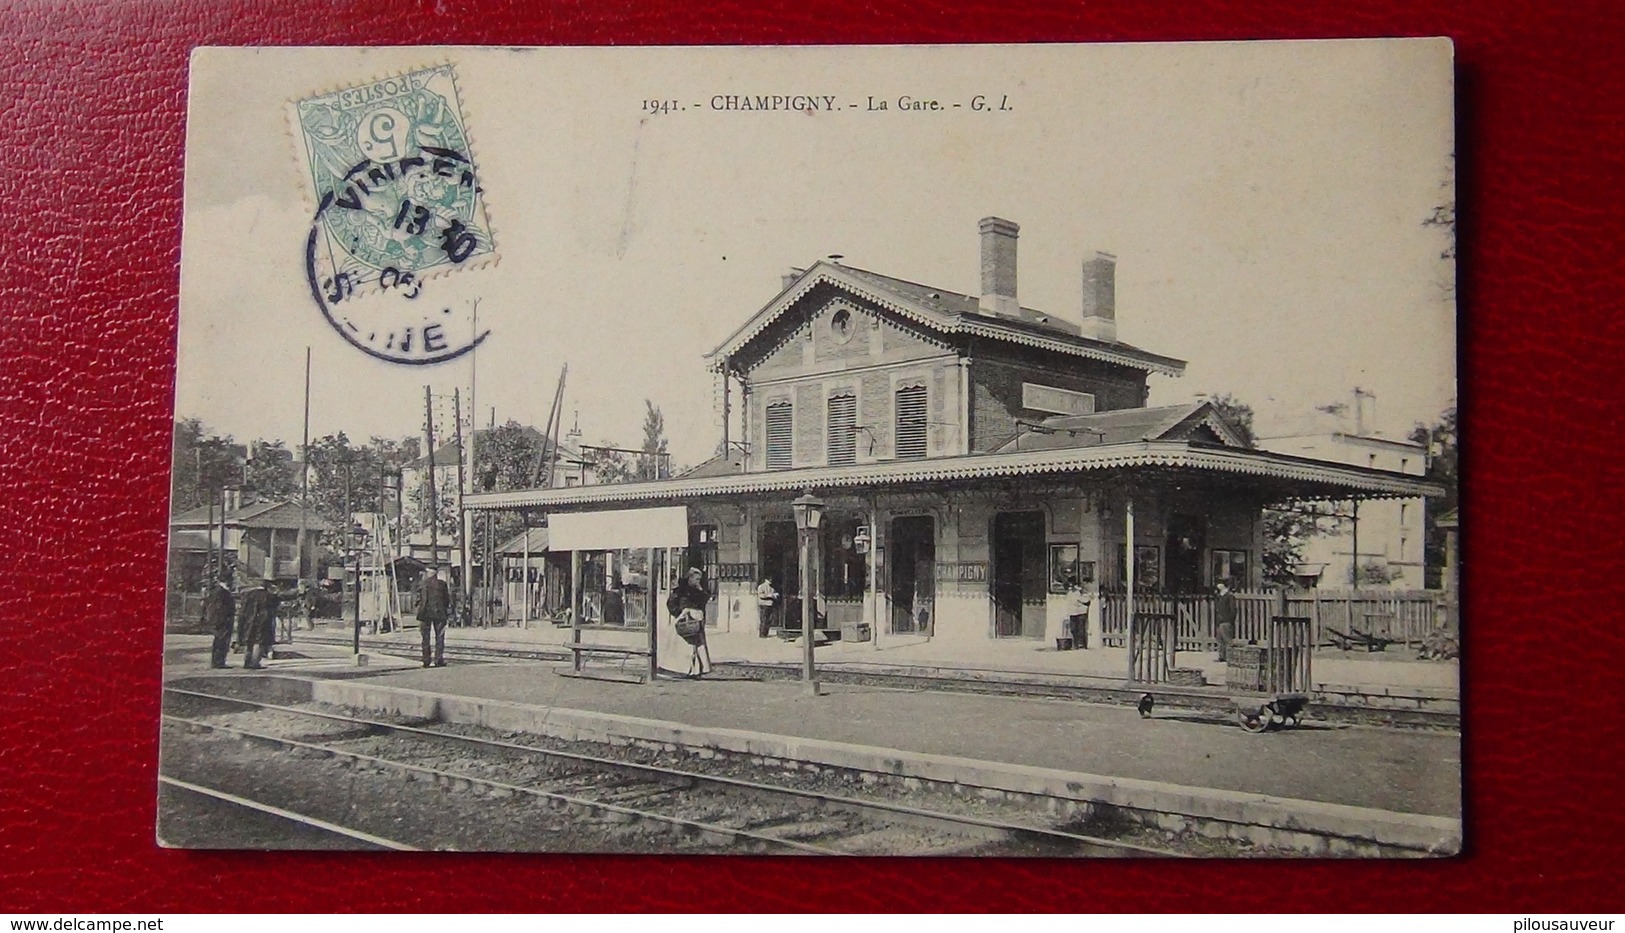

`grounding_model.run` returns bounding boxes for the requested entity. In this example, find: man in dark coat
[1214,579,1237,662]
[417,567,451,668]
[203,570,236,669]
[238,577,283,670]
